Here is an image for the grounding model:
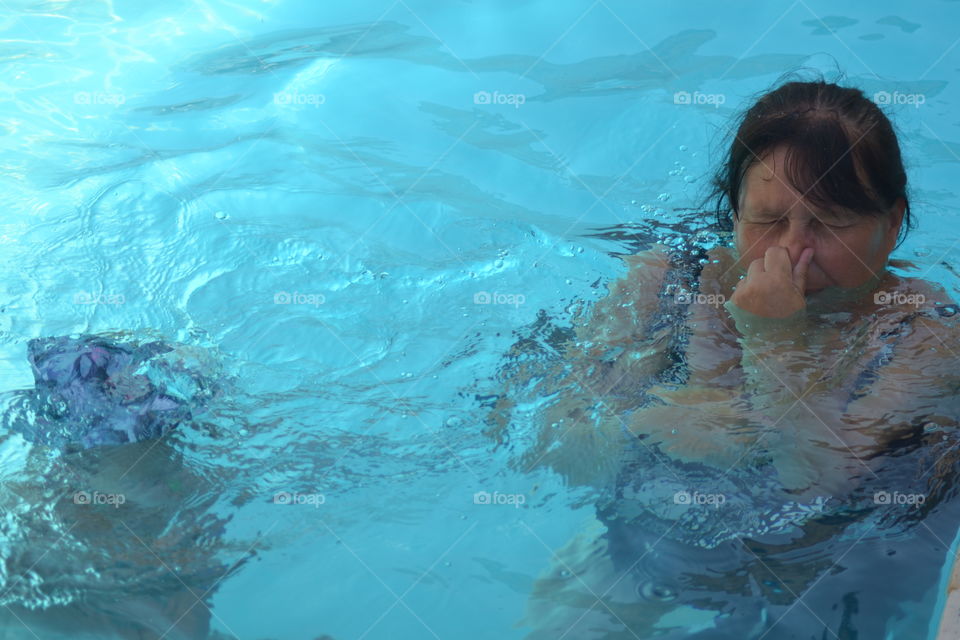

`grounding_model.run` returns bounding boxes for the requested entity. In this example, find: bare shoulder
[619,242,672,273]
[883,274,958,326]
[843,275,960,441]
[907,276,960,344]
[870,275,960,377]
[901,275,954,305]
[699,244,741,296]
[593,242,674,314]
[571,242,677,351]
